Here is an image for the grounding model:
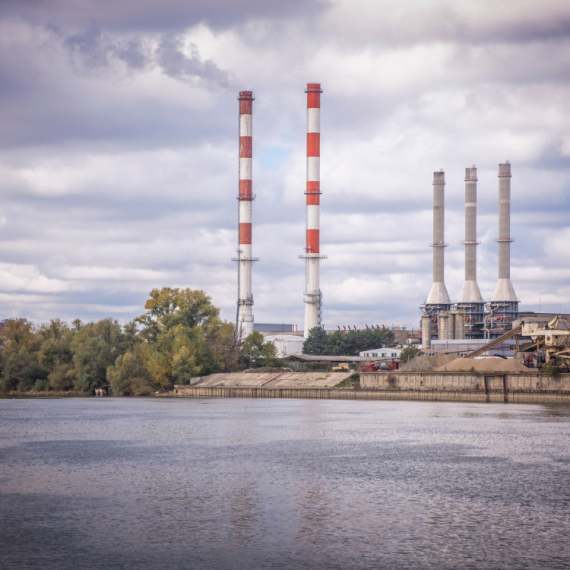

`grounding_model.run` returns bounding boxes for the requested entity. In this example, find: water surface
[1,398,569,569]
